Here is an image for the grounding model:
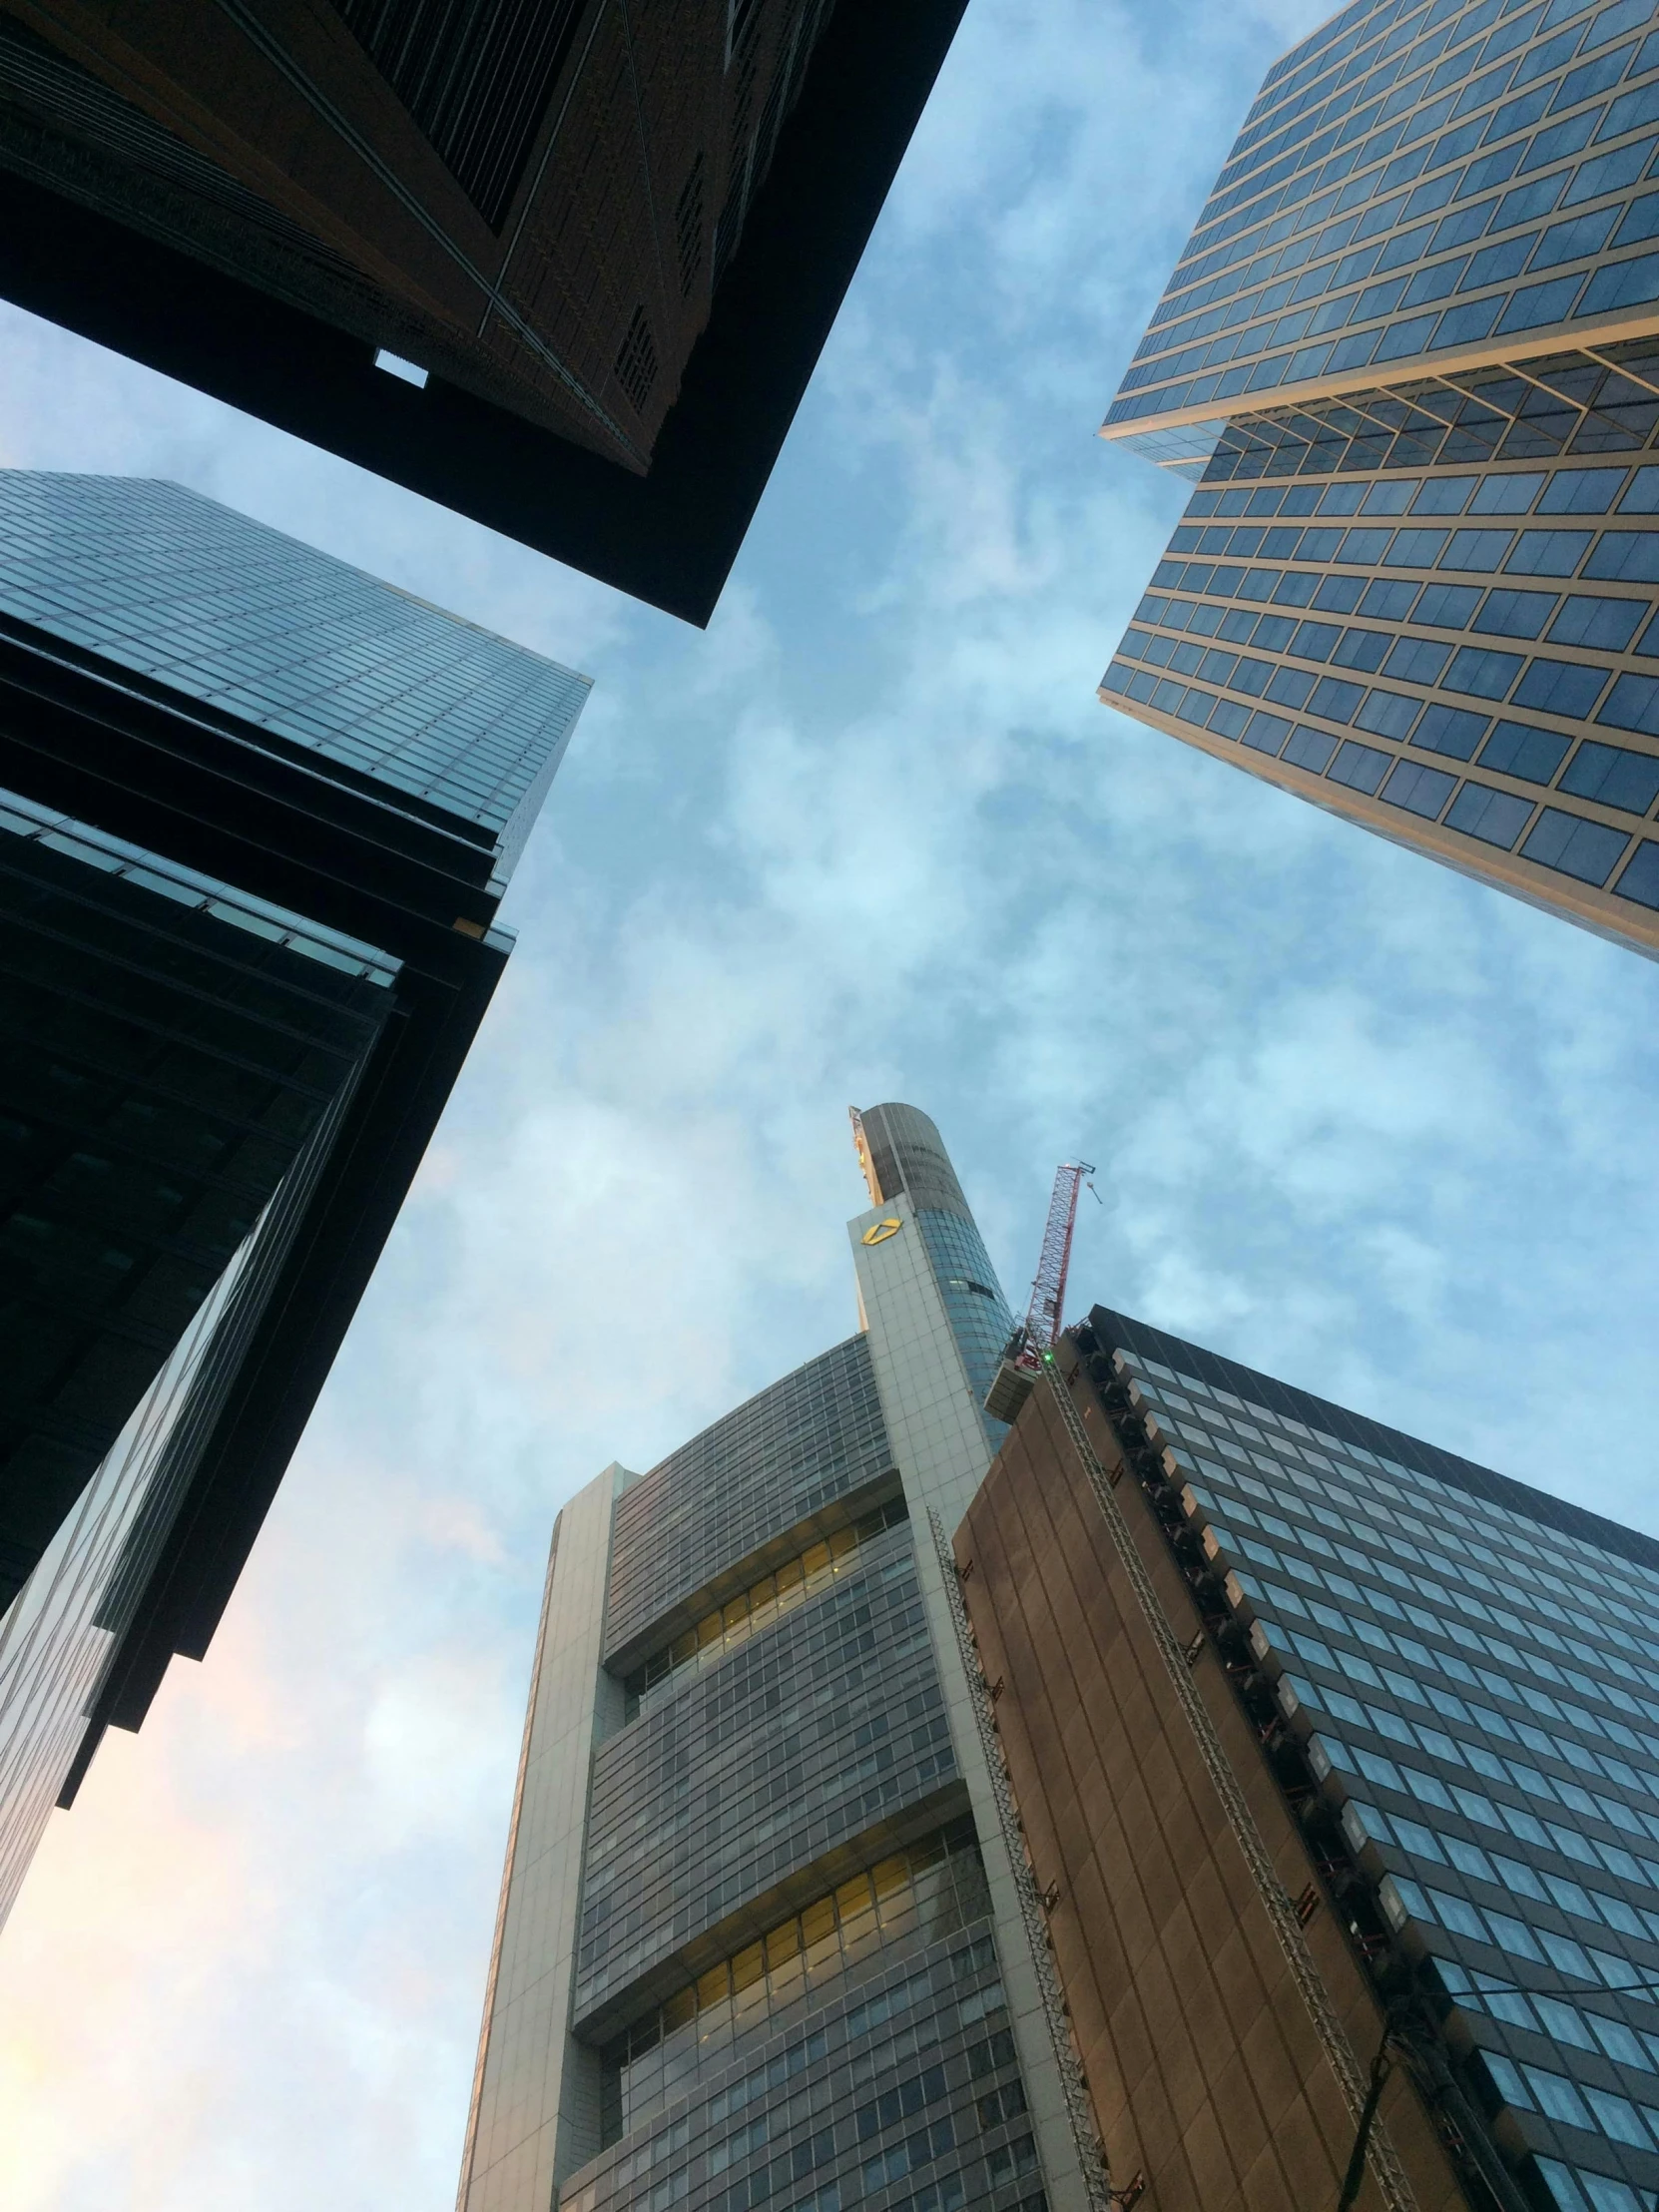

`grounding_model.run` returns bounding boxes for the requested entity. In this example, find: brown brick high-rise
[955,1306,1659,2212]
